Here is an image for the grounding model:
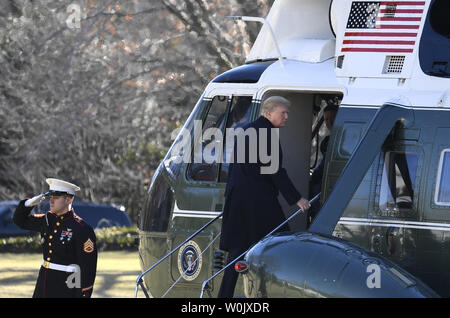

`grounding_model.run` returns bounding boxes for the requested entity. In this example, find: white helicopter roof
[238,0,450,108]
